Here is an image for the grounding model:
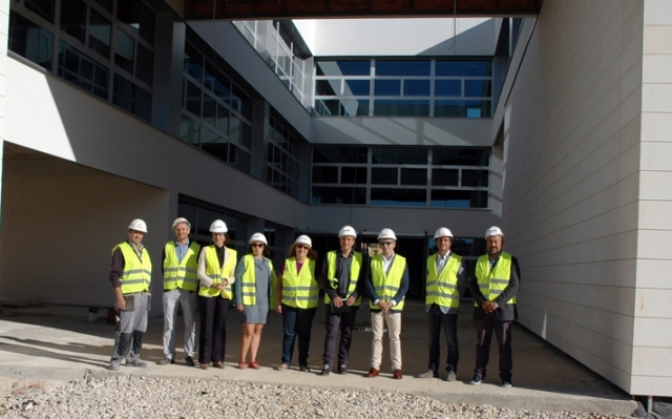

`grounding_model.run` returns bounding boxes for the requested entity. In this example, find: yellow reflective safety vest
[163,242,201,292]
[369,254,407,311]
[113,242,152,295]
[199,245,237,299]
[426,253,462,309]
[281,257,318,309]
[324,251,363,306]
[240,254,277,306]
[475,252,516,306]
